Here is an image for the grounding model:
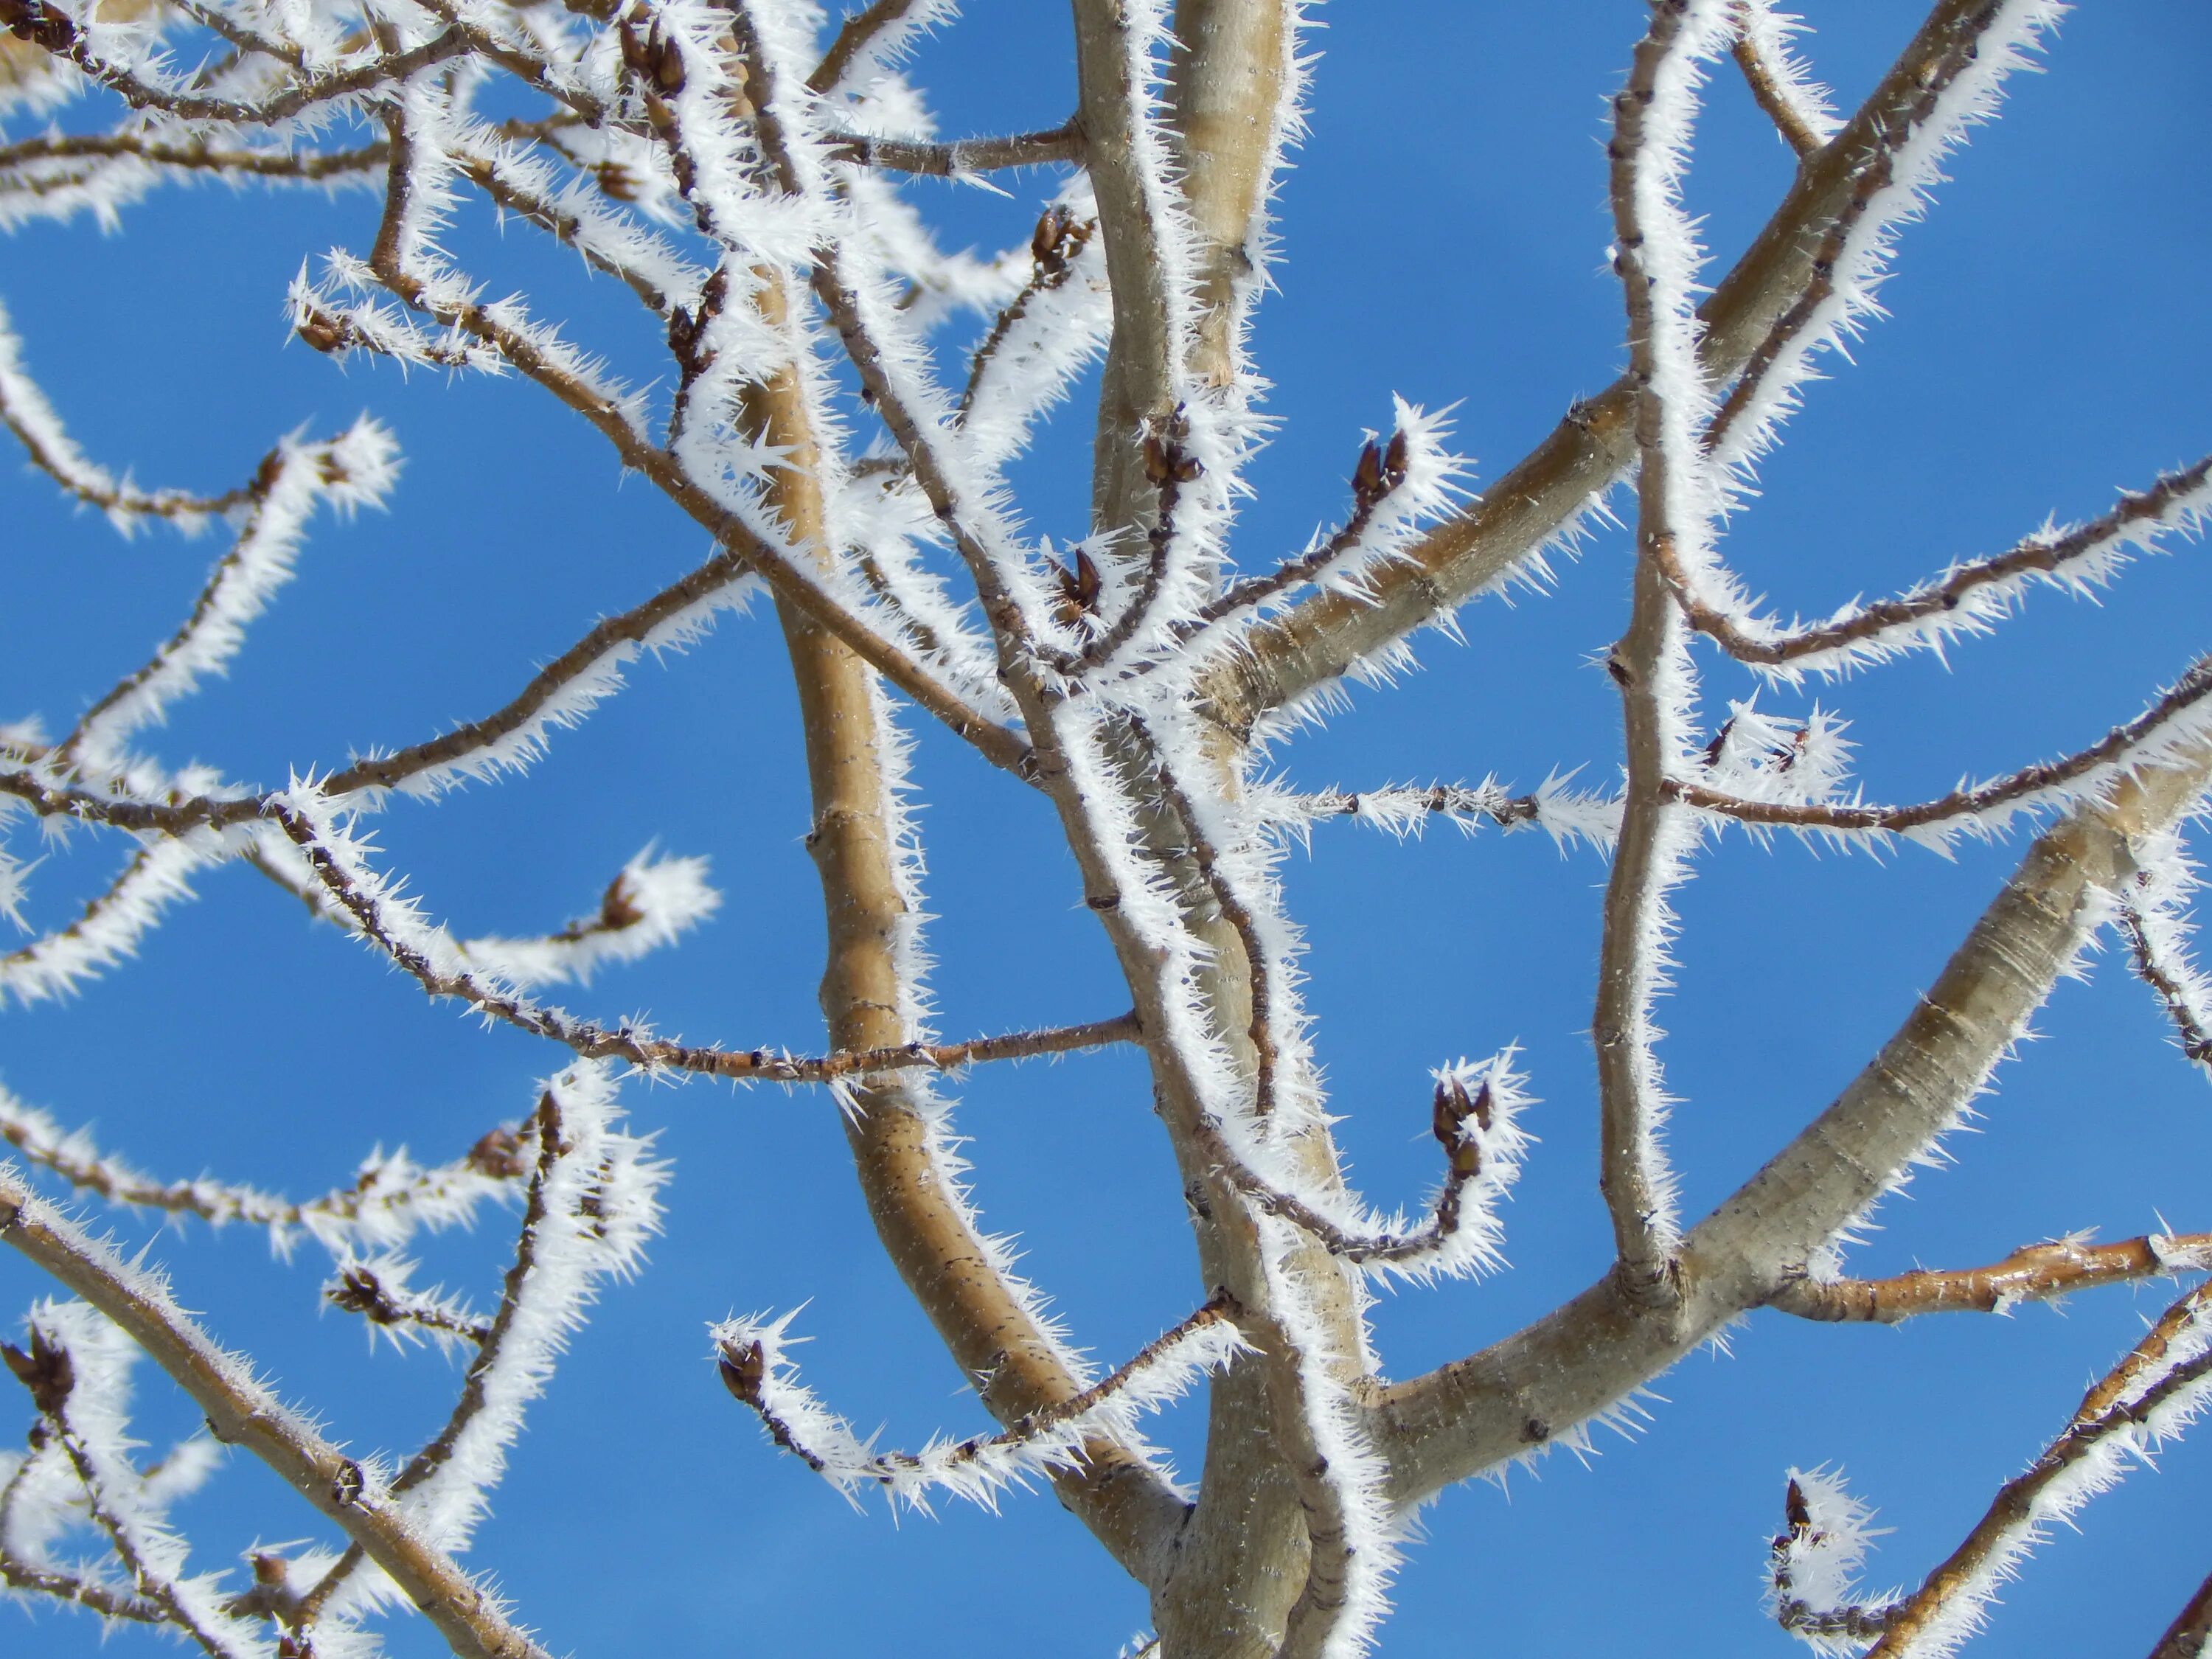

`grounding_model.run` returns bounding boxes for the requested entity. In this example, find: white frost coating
[1071,0,1257,678]
[1608,0,1737,1262]
[454,846,721,989]
[1139,400,1475,690]
[398,1062,665,1554]
[324,1253,487,1354]
[1766,1465,1899,1657]
[1714,0,2067,480]
[27,1300,271,1657]
[1734,4,1841,149]
[1678,460,2212,683]
[806,0,957,97]
[708,1304,1249,1513]
[0,1077,525,1254]
[953,183,1113,472]
[66,417,399,773]
[1256,770,1621,856]
[0,293,215,531]
[2123,823,2212,1084]
[0,838,208,1006]
[1260,1213,1398,1659]
[1879,1289,2212,1659]
[1360,1053,1534,1287]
